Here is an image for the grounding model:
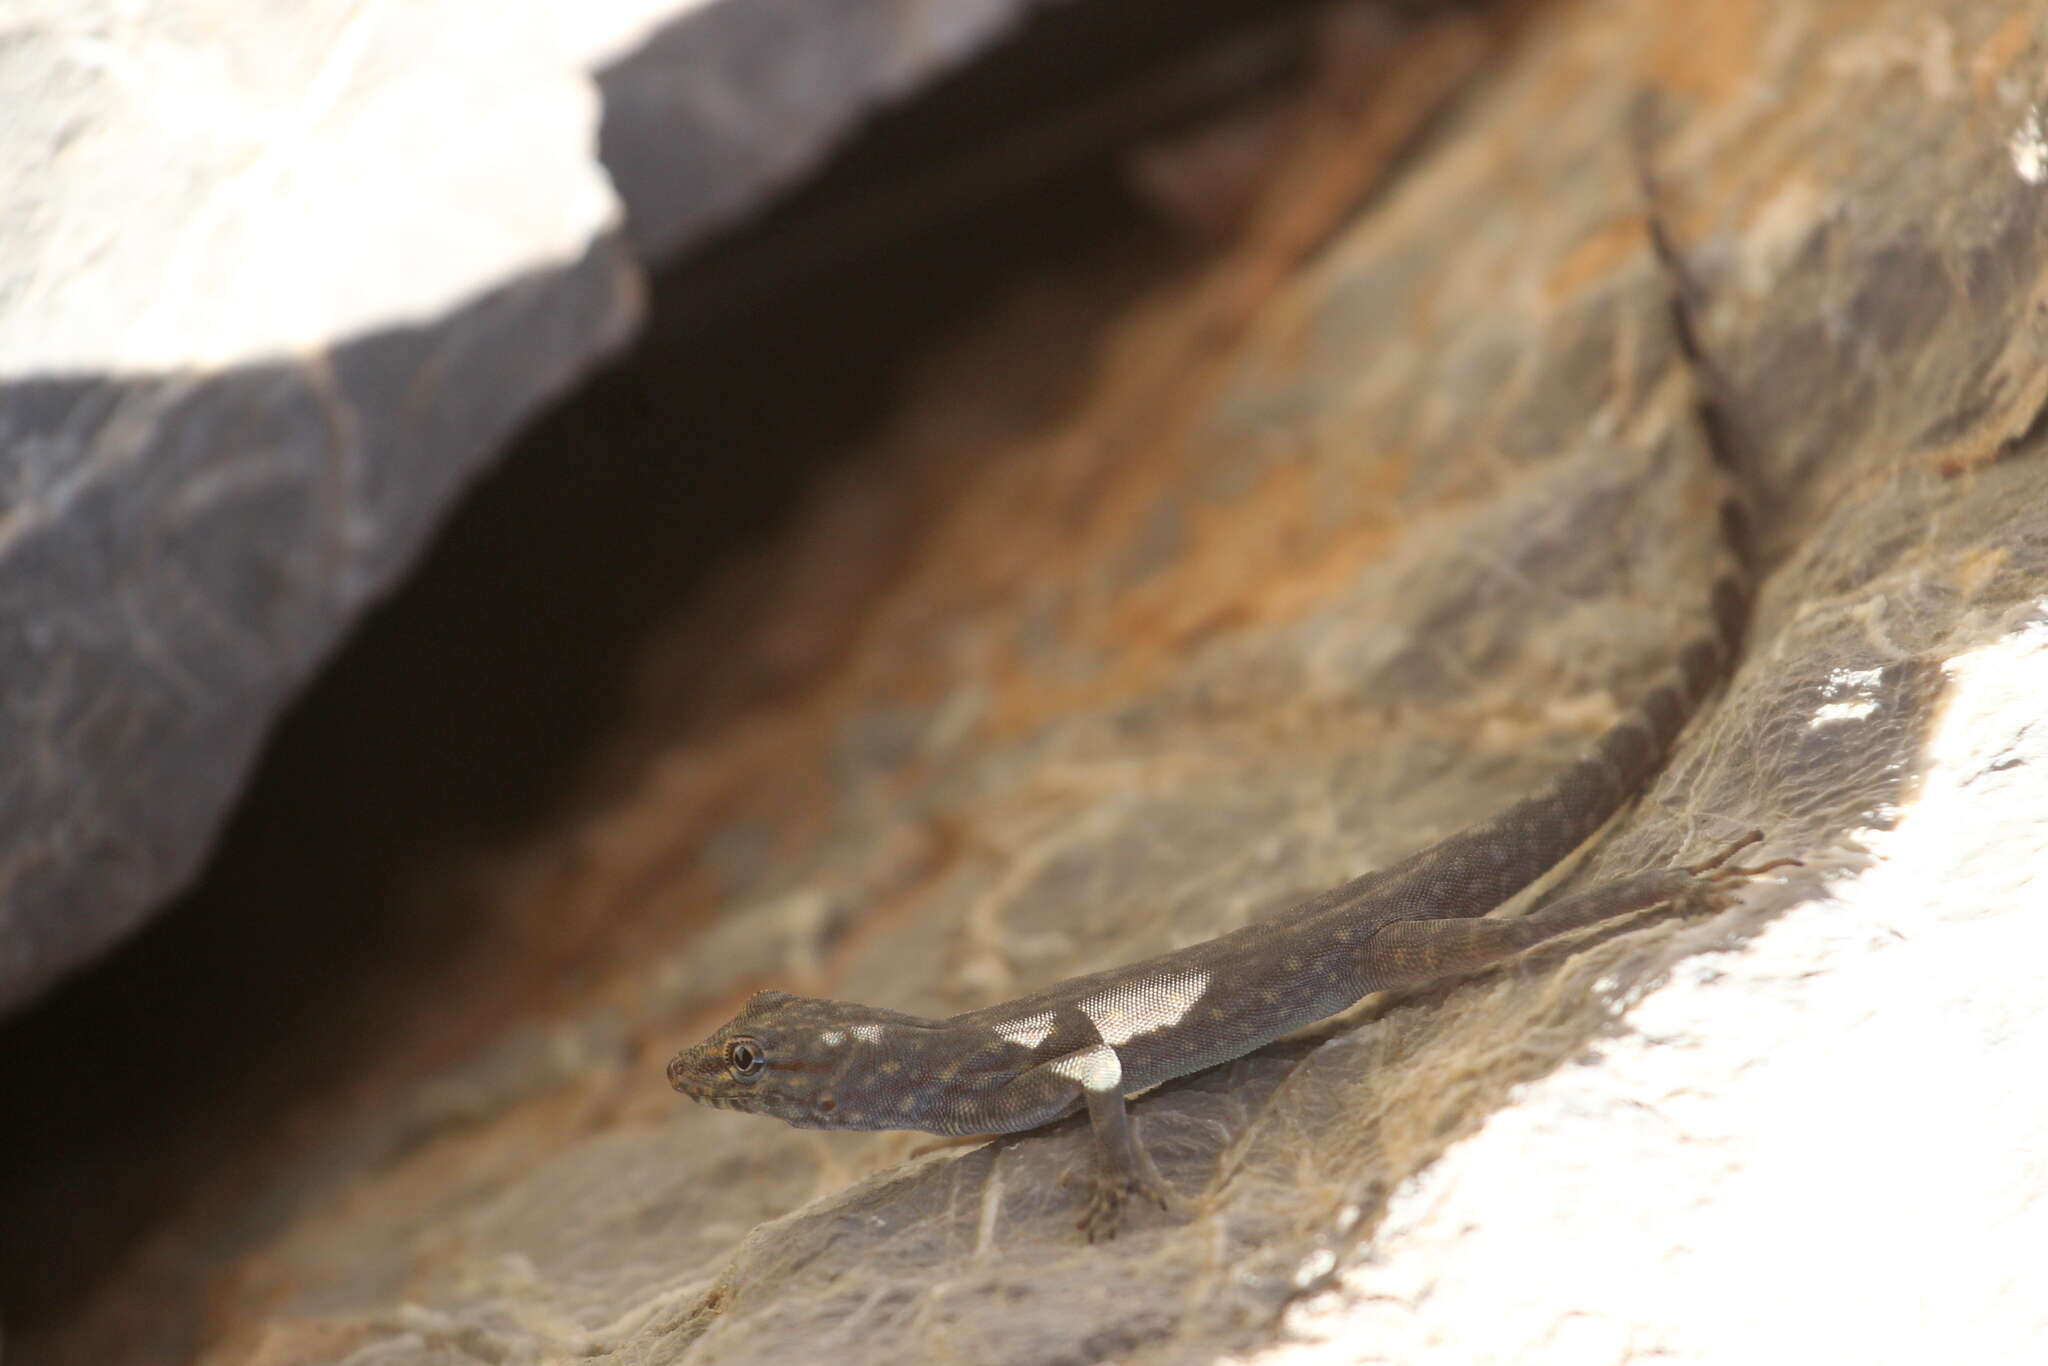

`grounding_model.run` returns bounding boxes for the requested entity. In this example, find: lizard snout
[667,1042,741,1103]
